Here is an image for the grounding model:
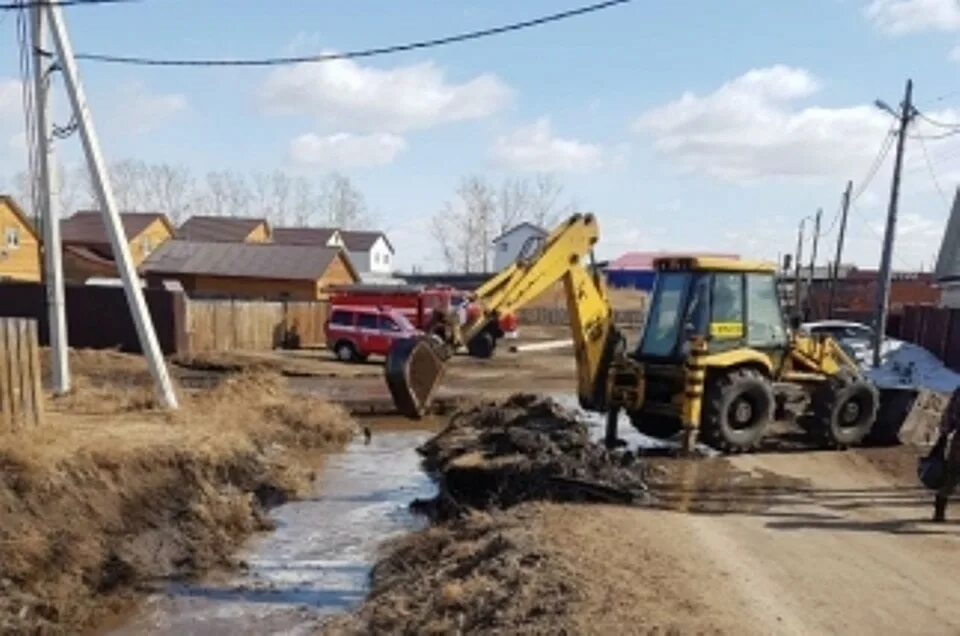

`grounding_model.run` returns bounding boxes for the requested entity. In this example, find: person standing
[934,388,960,522]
